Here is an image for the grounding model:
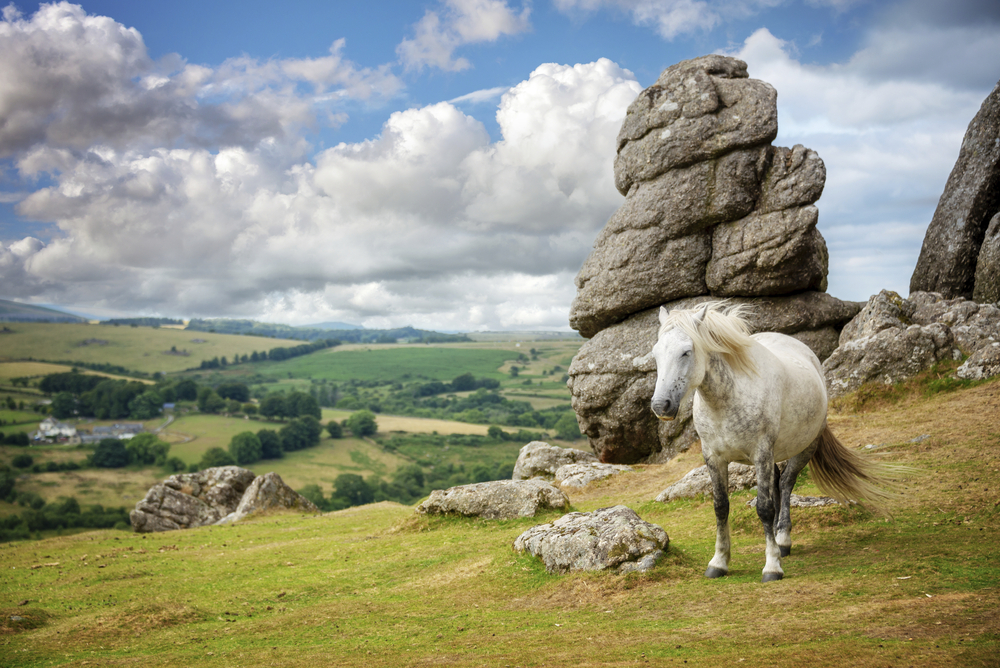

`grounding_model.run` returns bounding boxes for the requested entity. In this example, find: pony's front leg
[704,457,731,578]
[755,454,784,582]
